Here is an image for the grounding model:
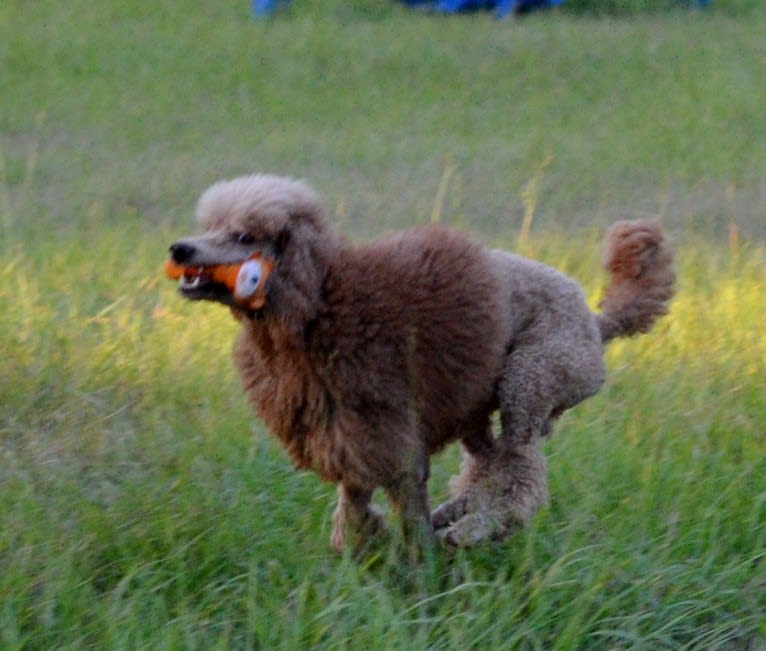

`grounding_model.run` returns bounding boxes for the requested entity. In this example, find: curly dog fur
[168,174,675,551]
